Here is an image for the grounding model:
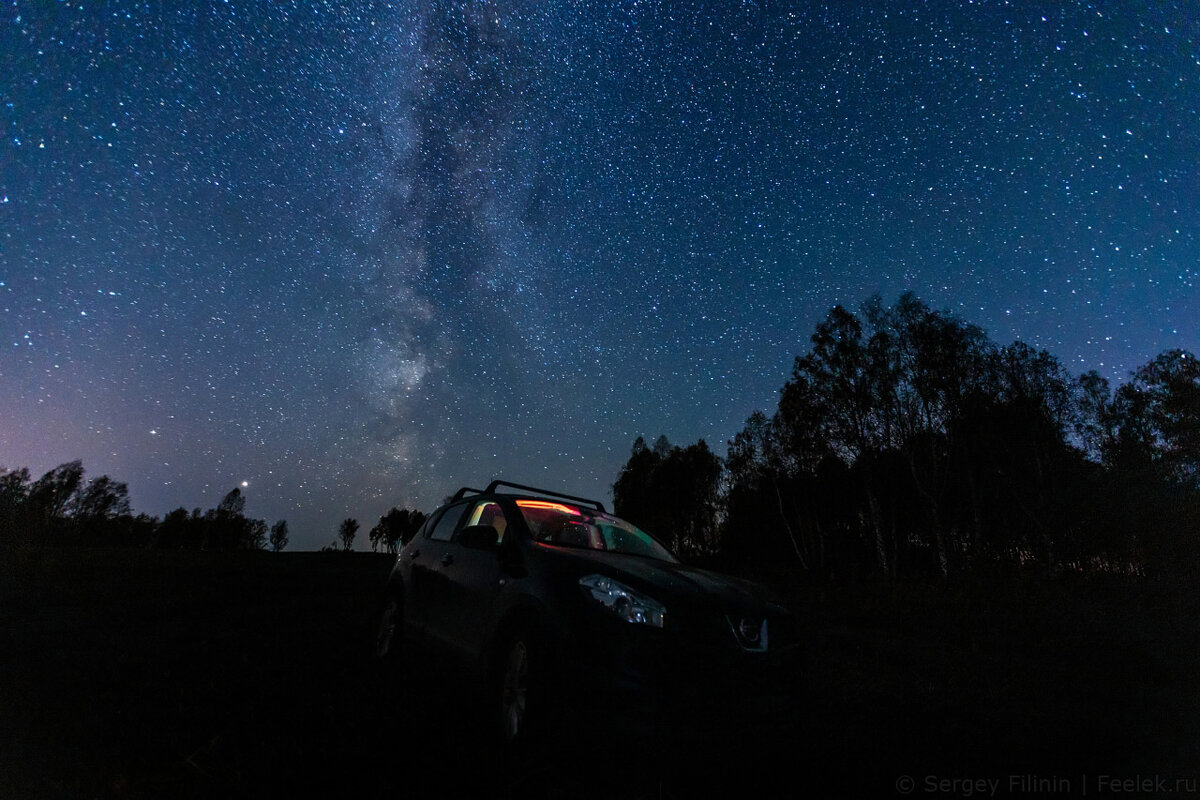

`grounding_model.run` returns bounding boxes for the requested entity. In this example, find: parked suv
[375,480,800,744]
